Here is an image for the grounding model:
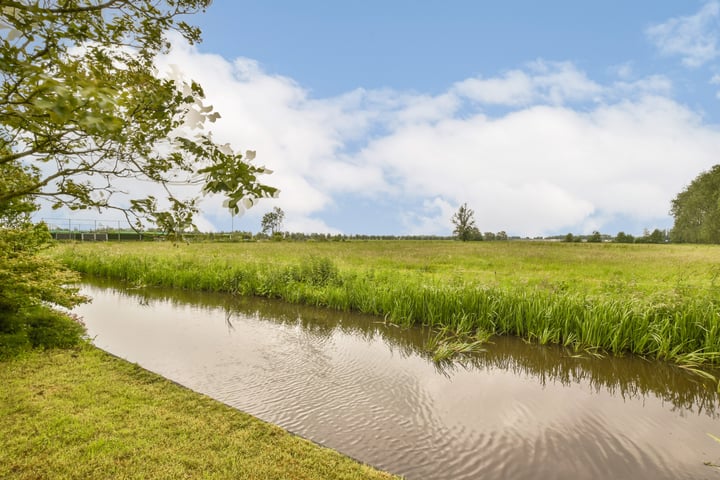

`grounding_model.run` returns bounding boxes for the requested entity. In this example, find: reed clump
[54,241,720,369]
